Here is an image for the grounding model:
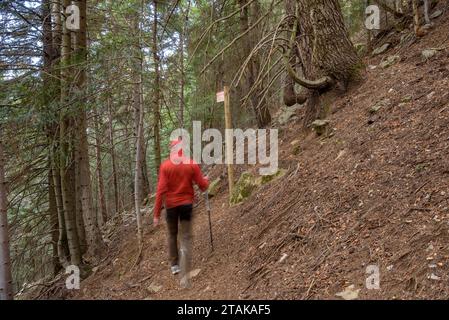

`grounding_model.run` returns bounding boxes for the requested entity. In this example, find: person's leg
[165,208,179,268]
[179,204,193,287]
